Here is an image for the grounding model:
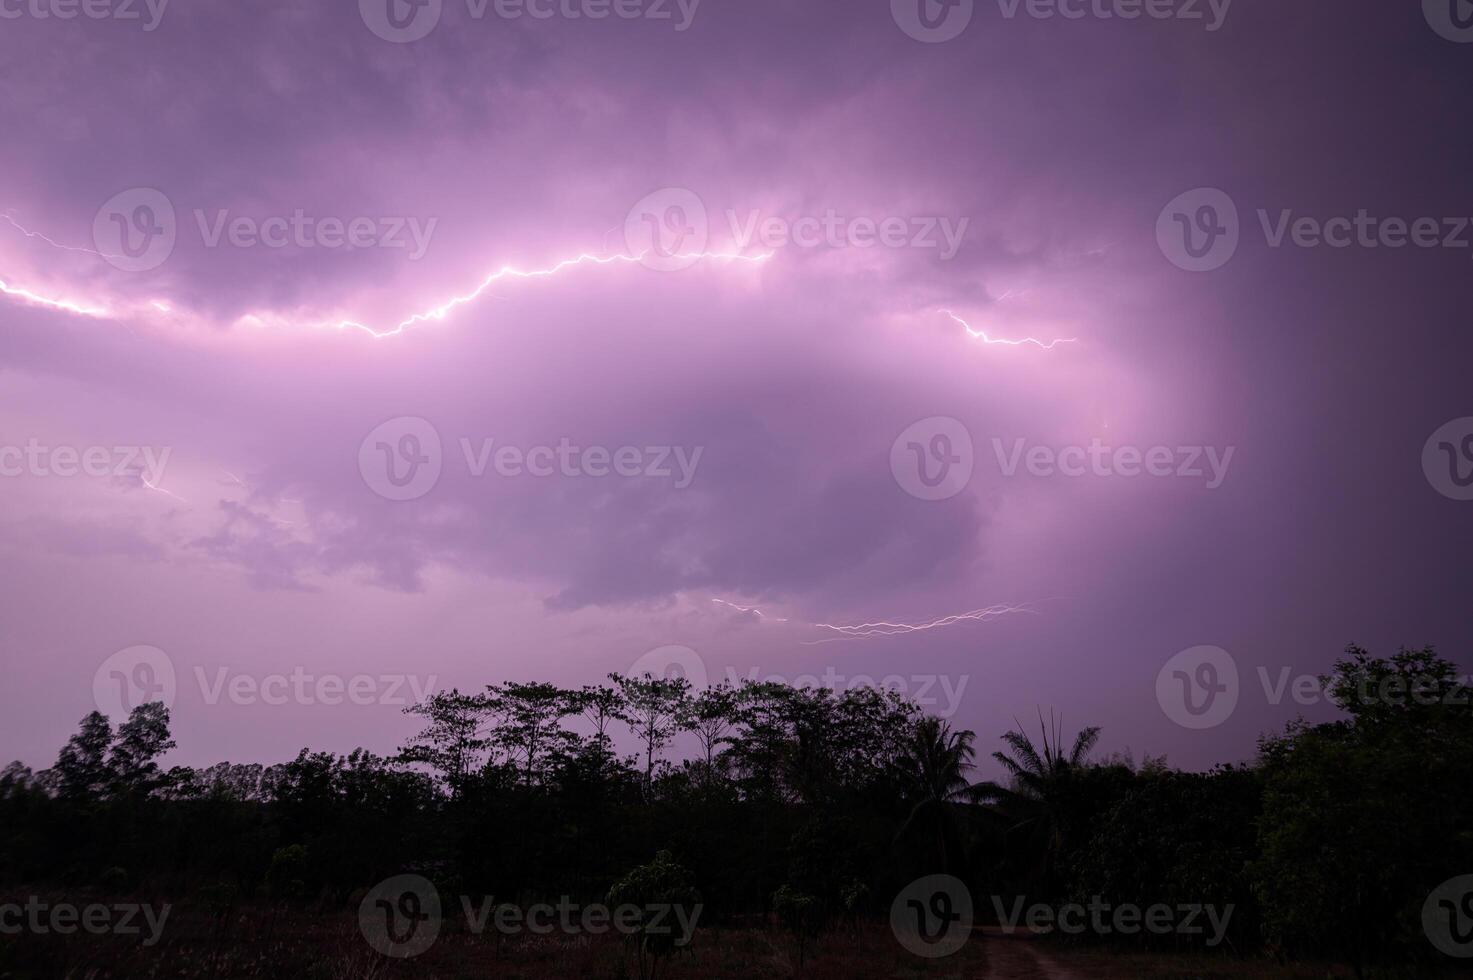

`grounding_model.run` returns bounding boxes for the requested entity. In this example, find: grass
[0,897,1451,979]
